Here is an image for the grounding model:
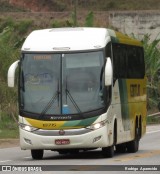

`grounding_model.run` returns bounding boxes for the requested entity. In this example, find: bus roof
[22,27,142,52]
